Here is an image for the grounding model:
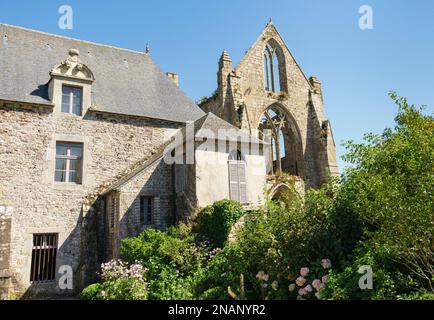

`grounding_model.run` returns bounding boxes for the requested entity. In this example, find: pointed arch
[258,104,304,178]
[263,39,287,93]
